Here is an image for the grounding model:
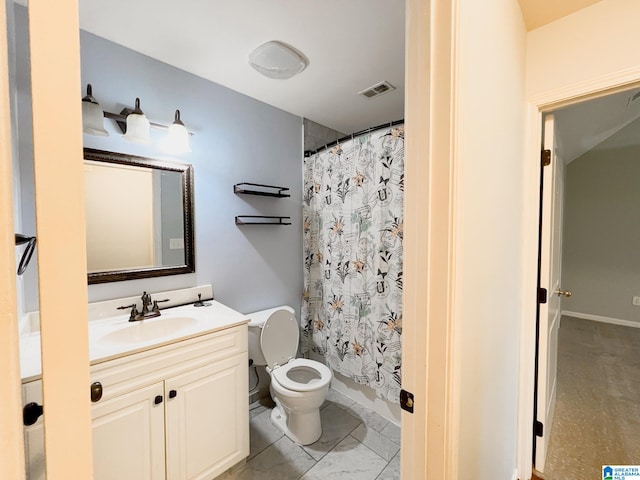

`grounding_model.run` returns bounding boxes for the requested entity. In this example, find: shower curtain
[302,124,404,404]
